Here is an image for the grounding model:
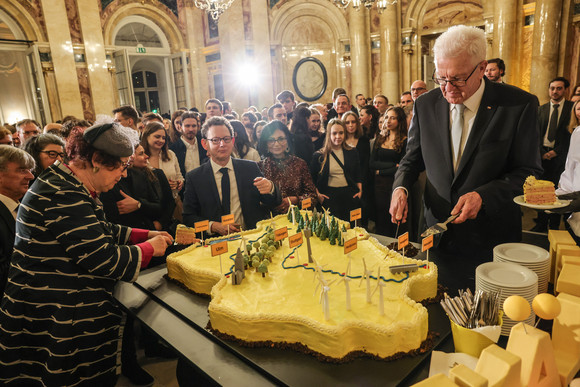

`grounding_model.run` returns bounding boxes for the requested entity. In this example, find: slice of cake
[175,224,197,245]
[523,176,557,205]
